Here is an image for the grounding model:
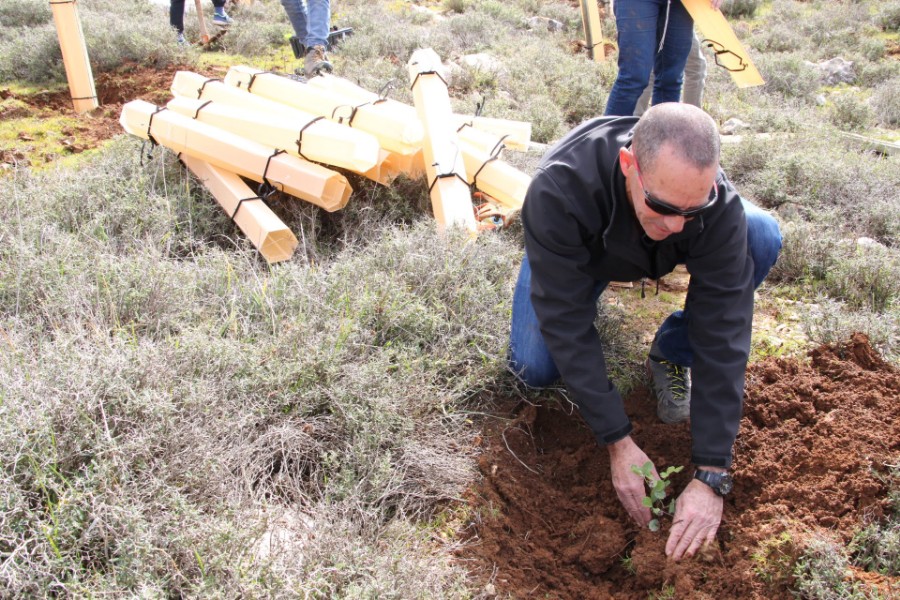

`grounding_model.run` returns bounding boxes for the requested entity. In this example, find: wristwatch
[694,469,734,496]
